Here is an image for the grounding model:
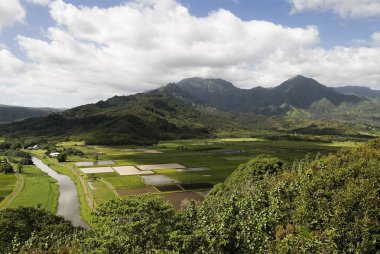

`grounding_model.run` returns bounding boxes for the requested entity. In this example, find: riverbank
[32,157,88,228]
